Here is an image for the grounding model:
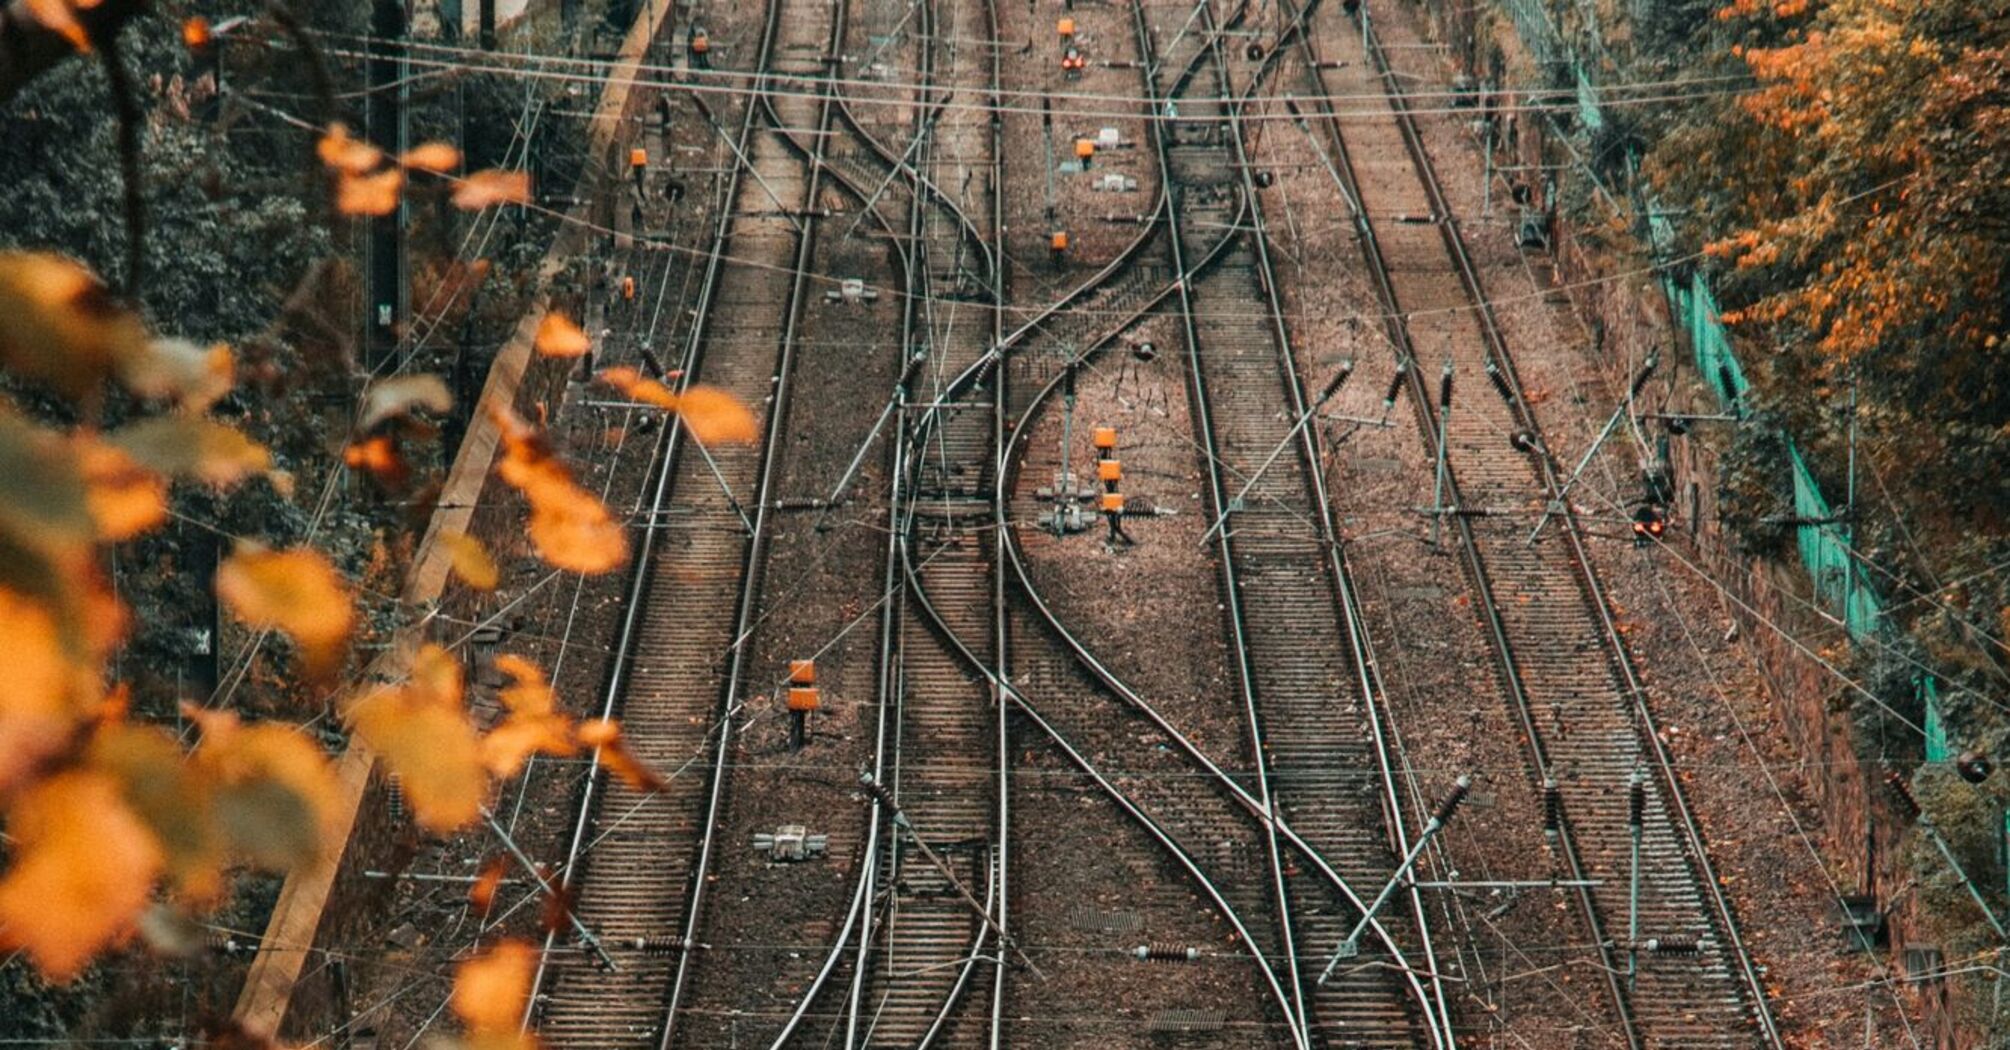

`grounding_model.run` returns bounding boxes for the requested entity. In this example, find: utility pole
[365,0,409,373]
